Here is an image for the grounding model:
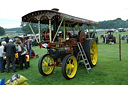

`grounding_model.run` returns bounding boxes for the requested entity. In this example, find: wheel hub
[67,64,74,69]
[43,62,48,67]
